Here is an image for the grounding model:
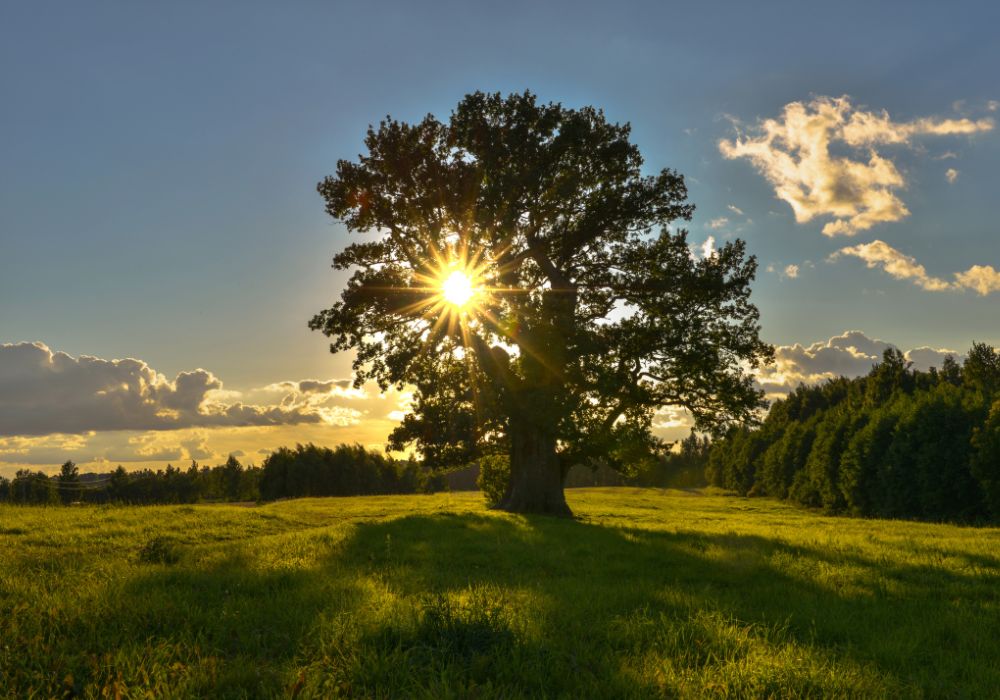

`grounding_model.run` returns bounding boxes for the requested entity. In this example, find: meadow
[1,489,998,698]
